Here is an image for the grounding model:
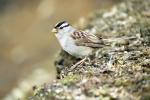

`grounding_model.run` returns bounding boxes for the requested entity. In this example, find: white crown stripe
[60,23,69,28]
